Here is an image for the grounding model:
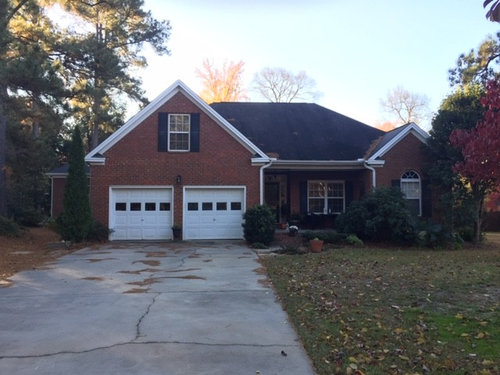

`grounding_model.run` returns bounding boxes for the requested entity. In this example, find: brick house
[49,80,433,240]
